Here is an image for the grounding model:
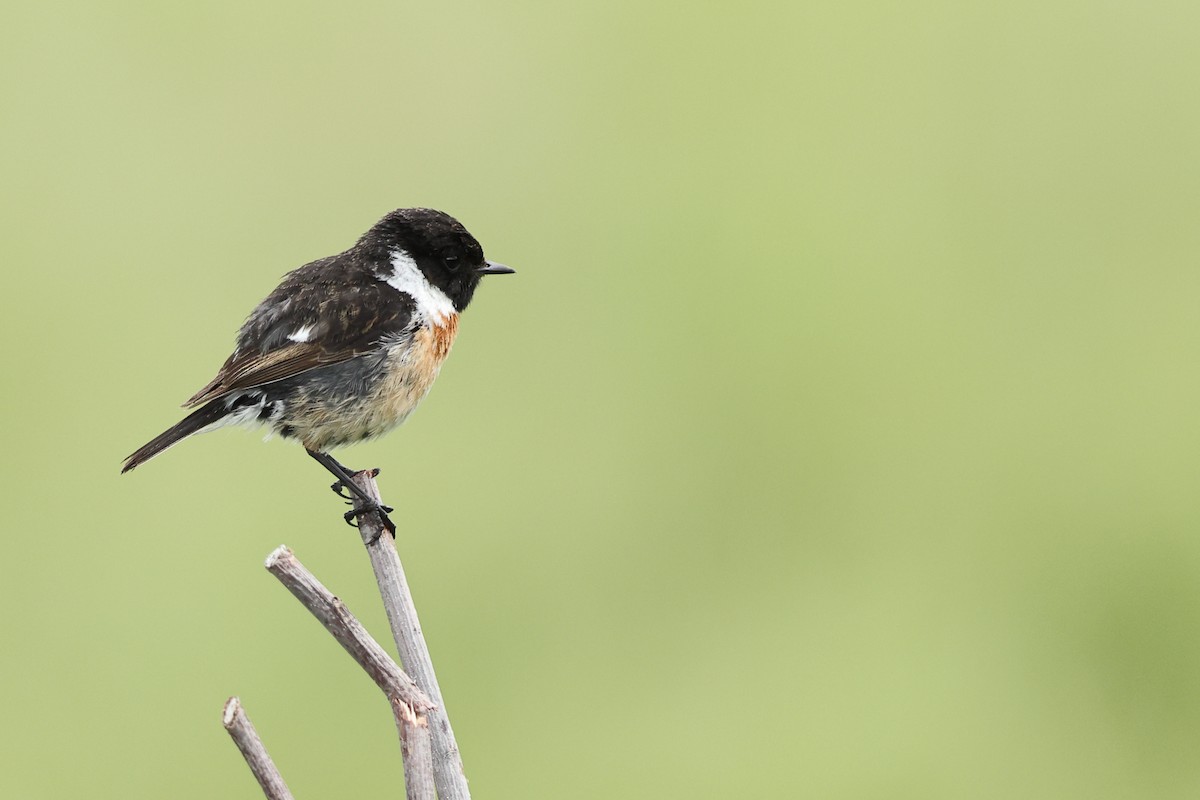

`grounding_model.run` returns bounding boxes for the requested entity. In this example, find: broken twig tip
[223,697,240,727]
[264,546,292,569]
